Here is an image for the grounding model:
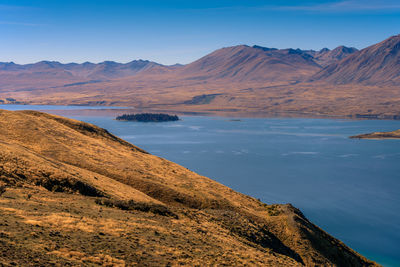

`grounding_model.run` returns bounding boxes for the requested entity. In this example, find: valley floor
[1,81,400,120]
